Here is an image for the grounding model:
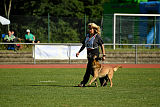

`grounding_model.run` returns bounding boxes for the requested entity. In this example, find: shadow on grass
[13,84,96,88]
